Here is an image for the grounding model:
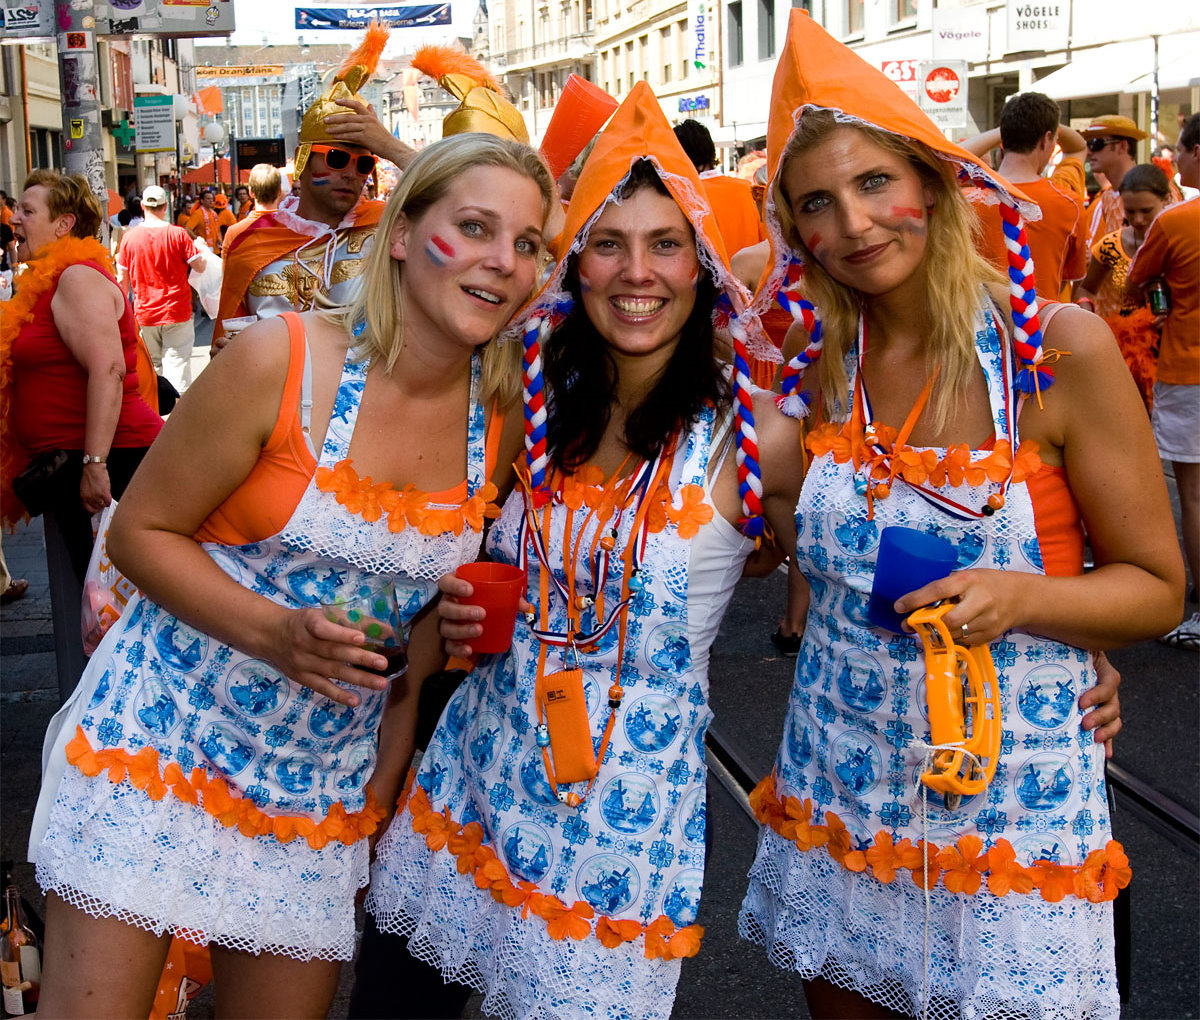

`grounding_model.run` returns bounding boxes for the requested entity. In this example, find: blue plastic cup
[867,526,959,634]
